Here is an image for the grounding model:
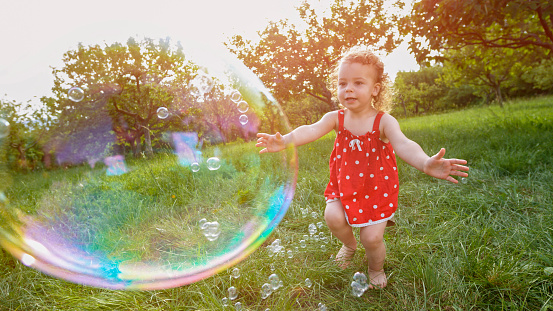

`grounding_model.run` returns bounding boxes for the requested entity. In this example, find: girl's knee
[360,233,383,247]
[359,224,386,248]
[324,202,347,228]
